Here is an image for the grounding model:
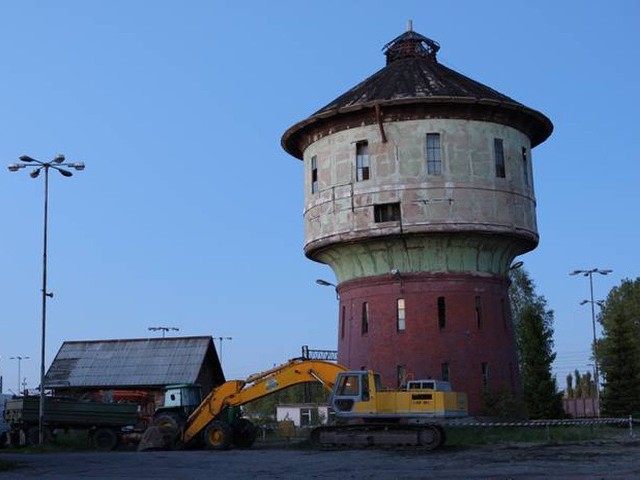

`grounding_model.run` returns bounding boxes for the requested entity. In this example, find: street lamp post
[570,268,612,414]
[316,279,339,299]
[215,336,232,364]
[10,356,30,395]
[8,154,85,445]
